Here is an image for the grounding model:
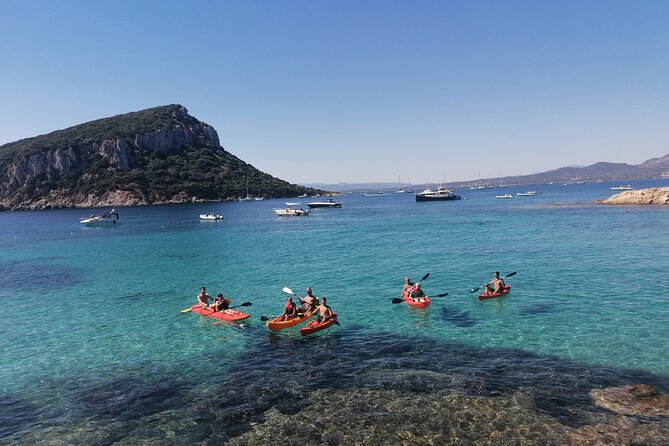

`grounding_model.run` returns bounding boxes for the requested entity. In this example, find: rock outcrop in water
[590,384,669,418]
[0,105,321,210]
[595,187,669,205]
